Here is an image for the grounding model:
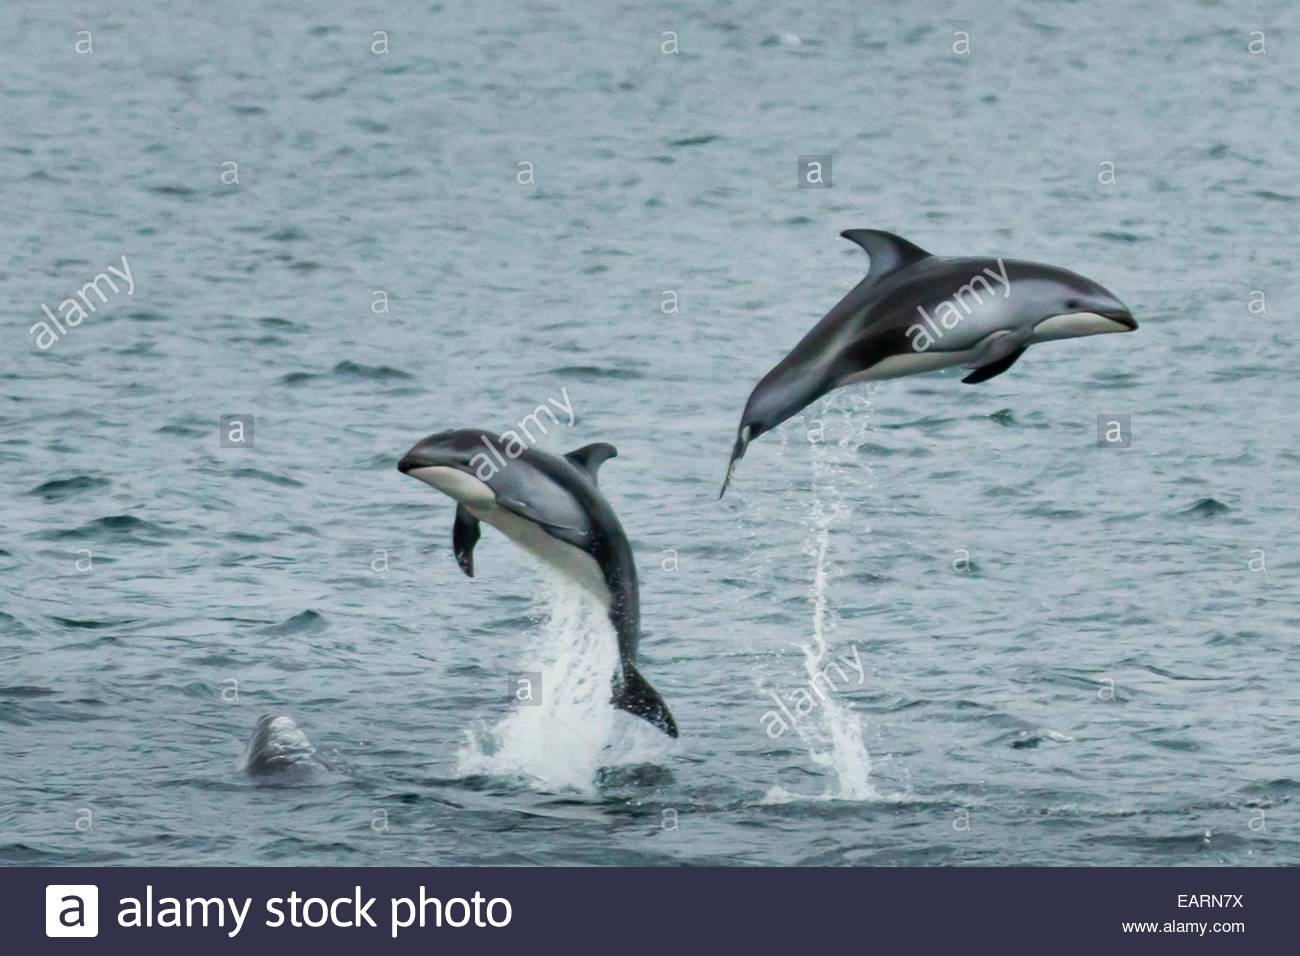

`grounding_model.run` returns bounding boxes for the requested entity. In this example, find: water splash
[455,570,669,793]
[777,391,879,801]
